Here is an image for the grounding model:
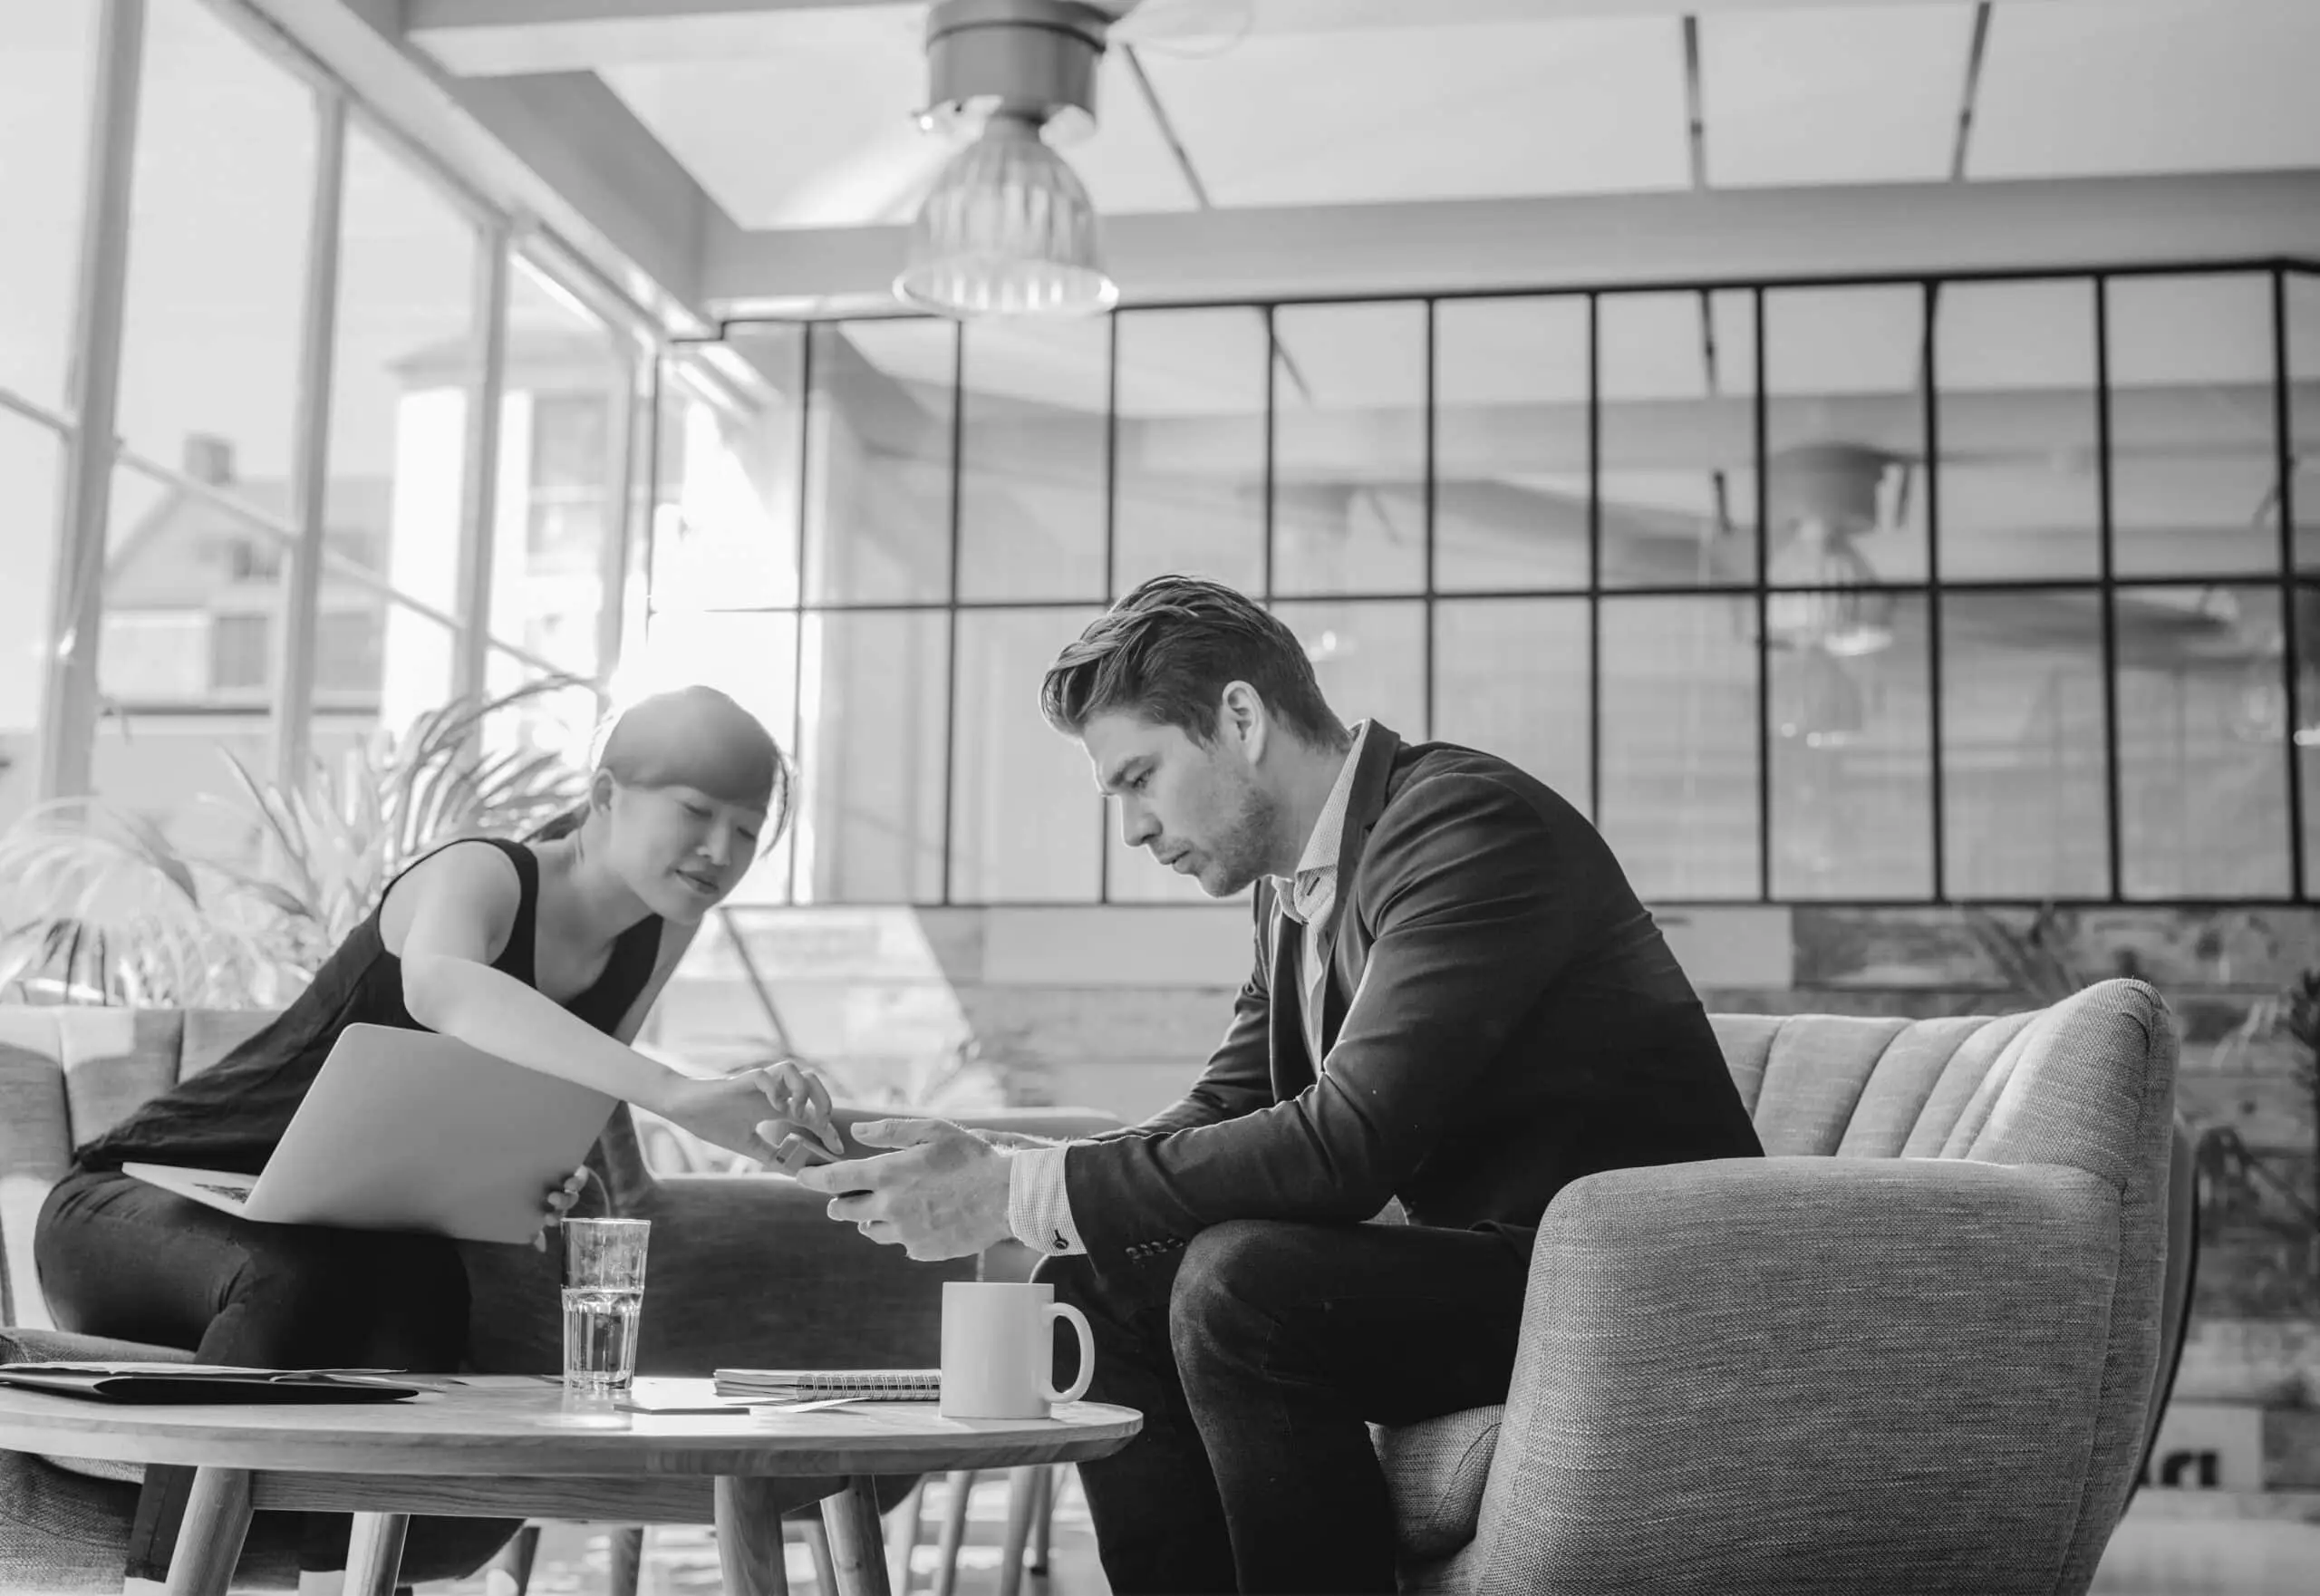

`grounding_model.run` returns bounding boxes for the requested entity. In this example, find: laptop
[124,1023,619,1245]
